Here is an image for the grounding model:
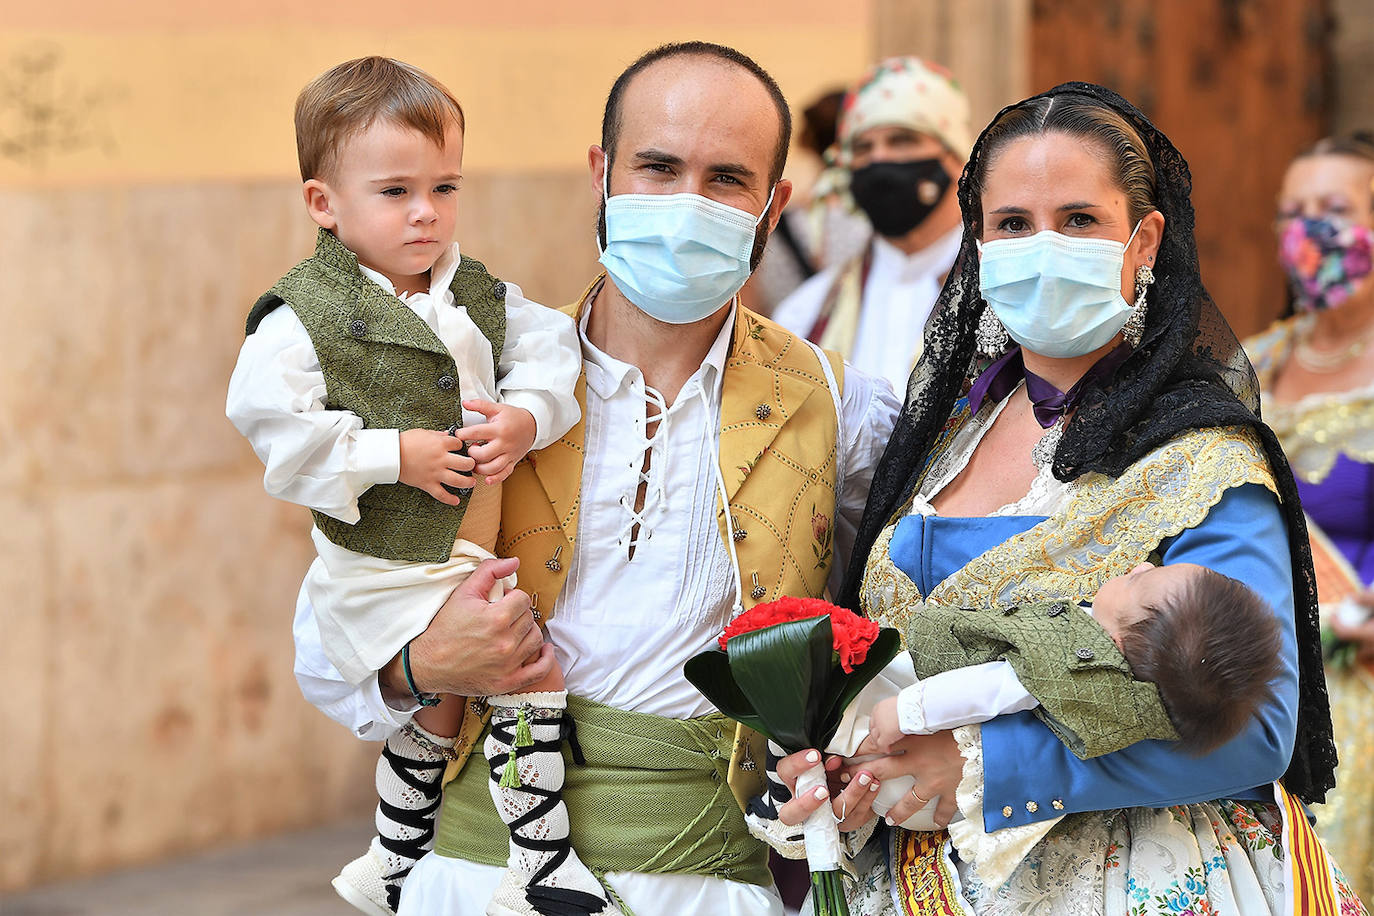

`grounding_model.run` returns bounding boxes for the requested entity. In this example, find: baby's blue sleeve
[979,482,1298,830]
